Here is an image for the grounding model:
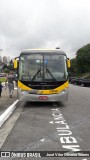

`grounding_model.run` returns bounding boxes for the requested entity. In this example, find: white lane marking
[14,88,17,90]
[50,108,81,152]
[49,121,54,124]
[51,108,59,110]
[0,100,19,127]
[77,137,82,141]
[40,138,45,142]
[0,105,23,148]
